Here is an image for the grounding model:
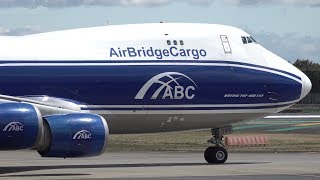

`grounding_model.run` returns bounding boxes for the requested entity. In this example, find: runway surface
[0,151,319,180]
